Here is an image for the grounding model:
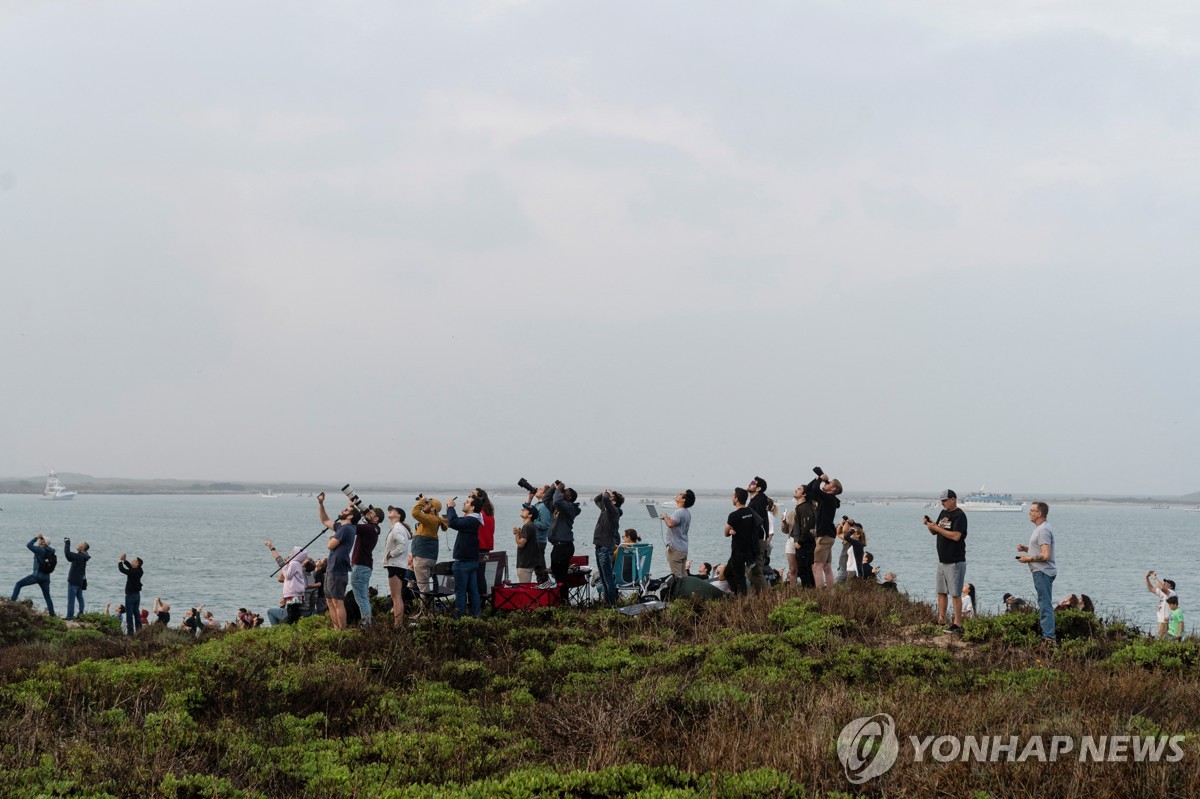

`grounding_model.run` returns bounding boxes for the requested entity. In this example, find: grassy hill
[0,587,1197,798]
